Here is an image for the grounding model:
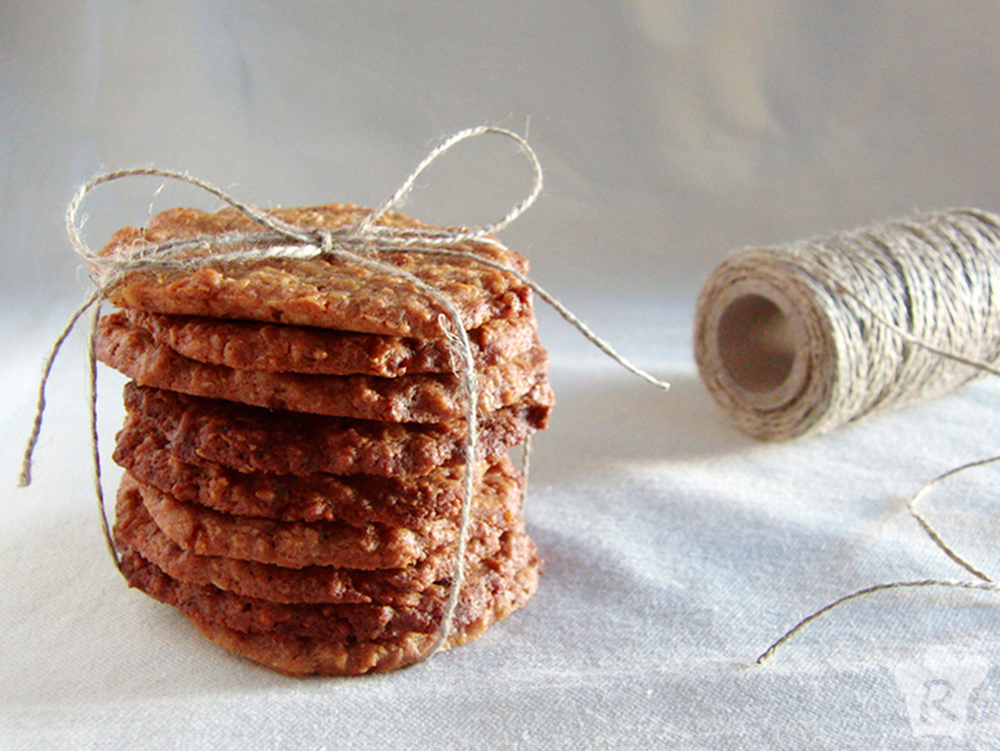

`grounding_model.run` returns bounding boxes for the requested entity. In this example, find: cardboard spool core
[716,292,805,409]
